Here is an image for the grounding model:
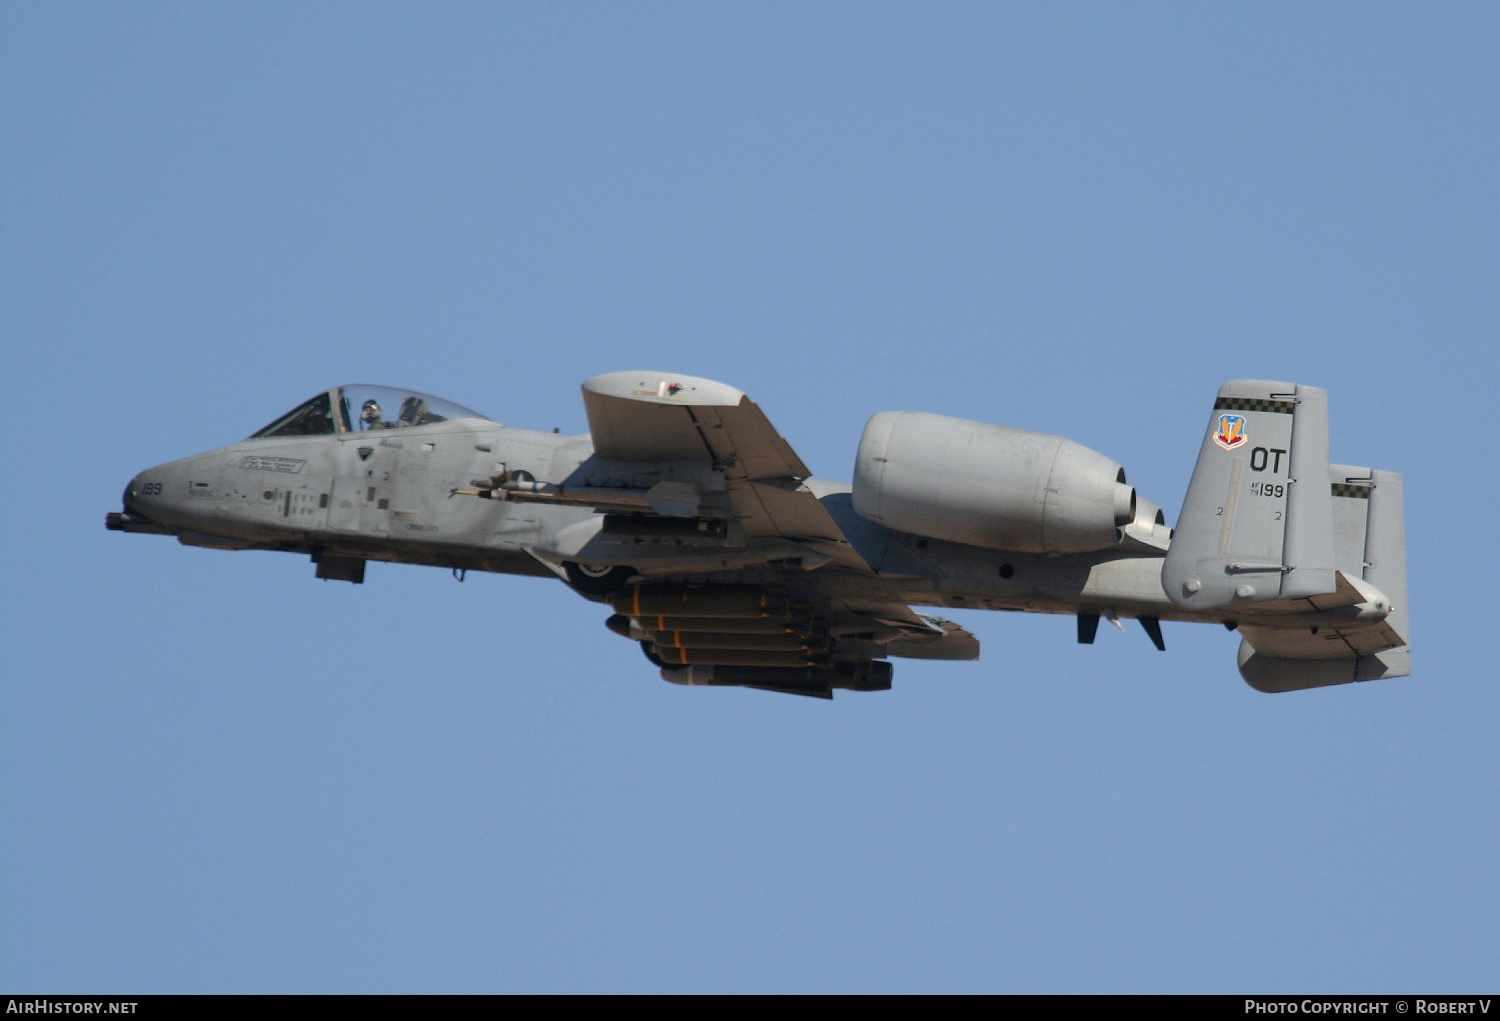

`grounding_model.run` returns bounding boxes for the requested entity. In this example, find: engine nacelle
[852,411,1136,554]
